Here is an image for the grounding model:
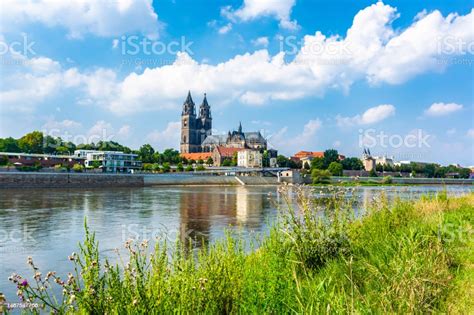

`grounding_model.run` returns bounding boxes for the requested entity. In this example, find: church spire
[199,92,211,118]
[238,121,242,134]
[182,90,195,115]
